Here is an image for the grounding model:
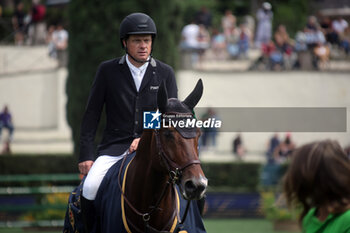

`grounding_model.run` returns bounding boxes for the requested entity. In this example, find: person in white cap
[255,2,273,48]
